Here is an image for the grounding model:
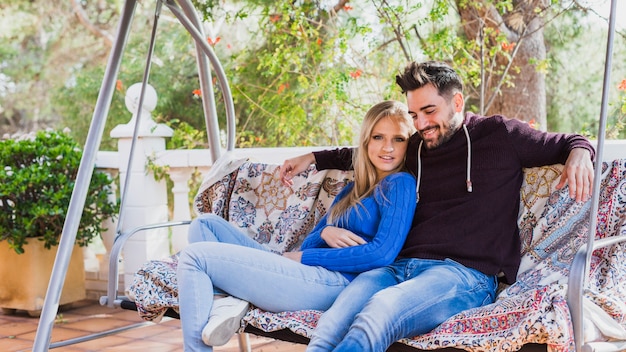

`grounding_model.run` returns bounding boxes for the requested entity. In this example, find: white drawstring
[415,123,472,203]
[416,140,423,202]
[462,124,473,193]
